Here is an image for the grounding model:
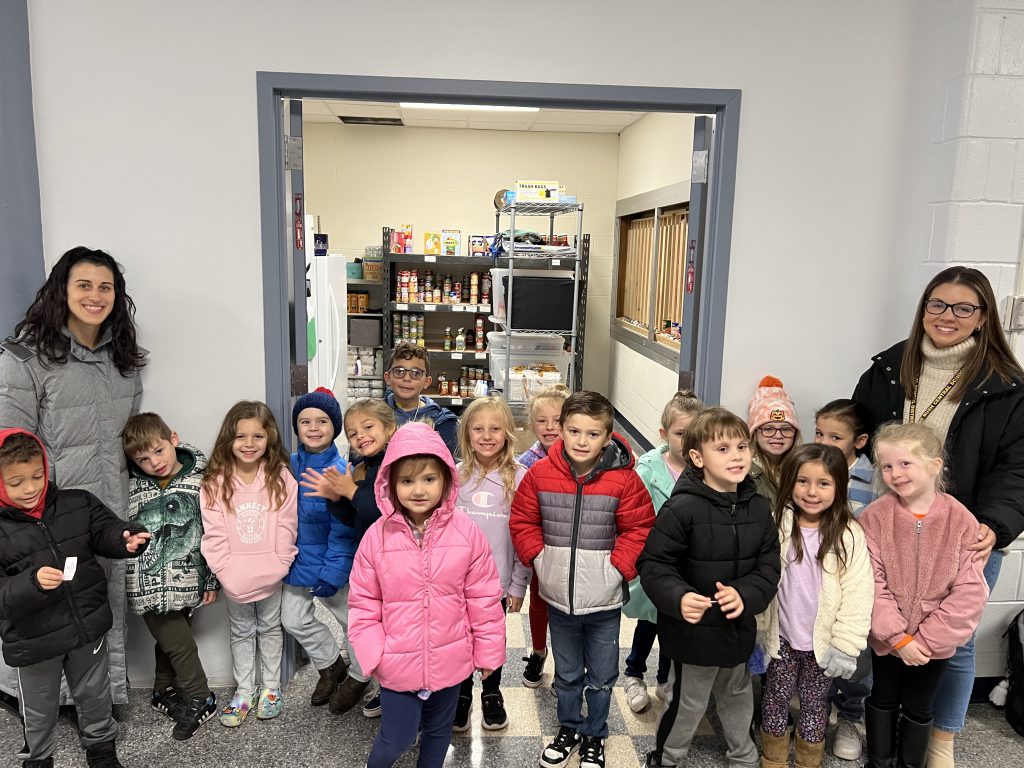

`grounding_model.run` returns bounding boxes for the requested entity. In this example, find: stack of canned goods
[394,269,491,306]
[392,312,426,347]
[435,365,491,398]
